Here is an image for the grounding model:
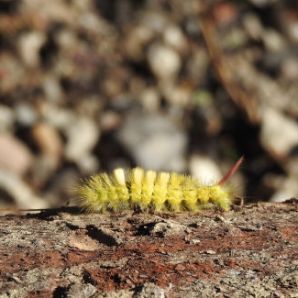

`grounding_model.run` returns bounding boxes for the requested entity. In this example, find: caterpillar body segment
[77,167,234,212]
[142,170,157,209]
